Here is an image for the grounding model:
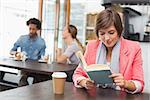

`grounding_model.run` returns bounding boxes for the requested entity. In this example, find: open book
[76,51,113,85]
